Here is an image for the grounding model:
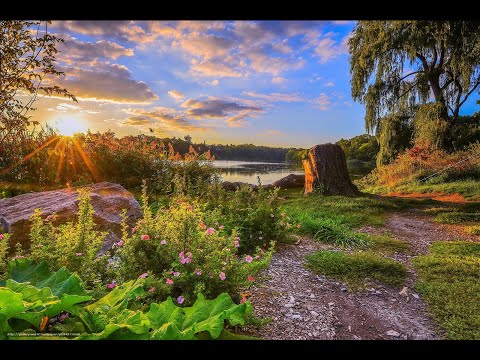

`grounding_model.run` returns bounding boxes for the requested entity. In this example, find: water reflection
[213,161,304,185]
